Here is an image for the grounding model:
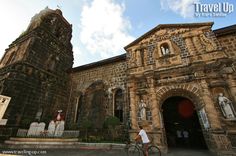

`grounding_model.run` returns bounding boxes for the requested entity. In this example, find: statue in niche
[139,100,147,120]
[160,43,170,55]
[218,93,236,119]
